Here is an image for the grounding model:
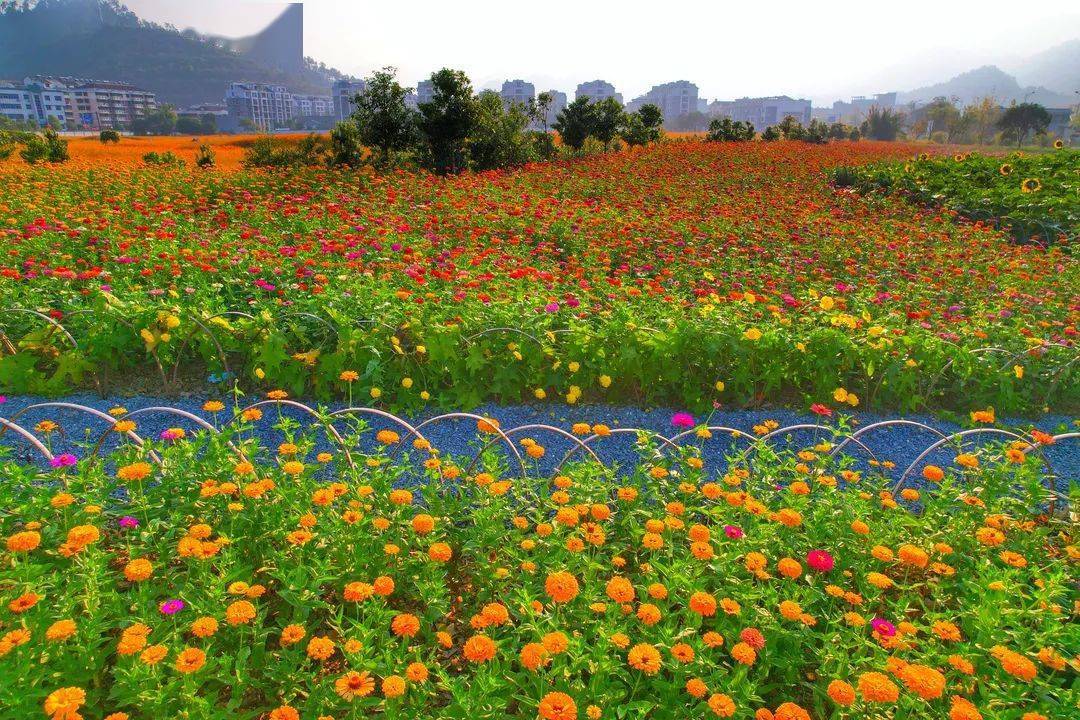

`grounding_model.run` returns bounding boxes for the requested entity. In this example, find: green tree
[531,91,553,132]
[761,126,781,142]
[176,115,204,135]
[590,97,627,145]
[469,91,536,170]
[706,117,754,142]
[997,102,1051,147]
[553,97,596,150]
[416,68,478,174]
[924,97,961,140]
[131,105,178,135]
[860,107,903,141]
[99,129,120,144]
[351,66,419,166]
[777,115,806,140]
[963,97,1001,145]
[804,118,830,144]
[329,119,364,167]
[621,103,664,146]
